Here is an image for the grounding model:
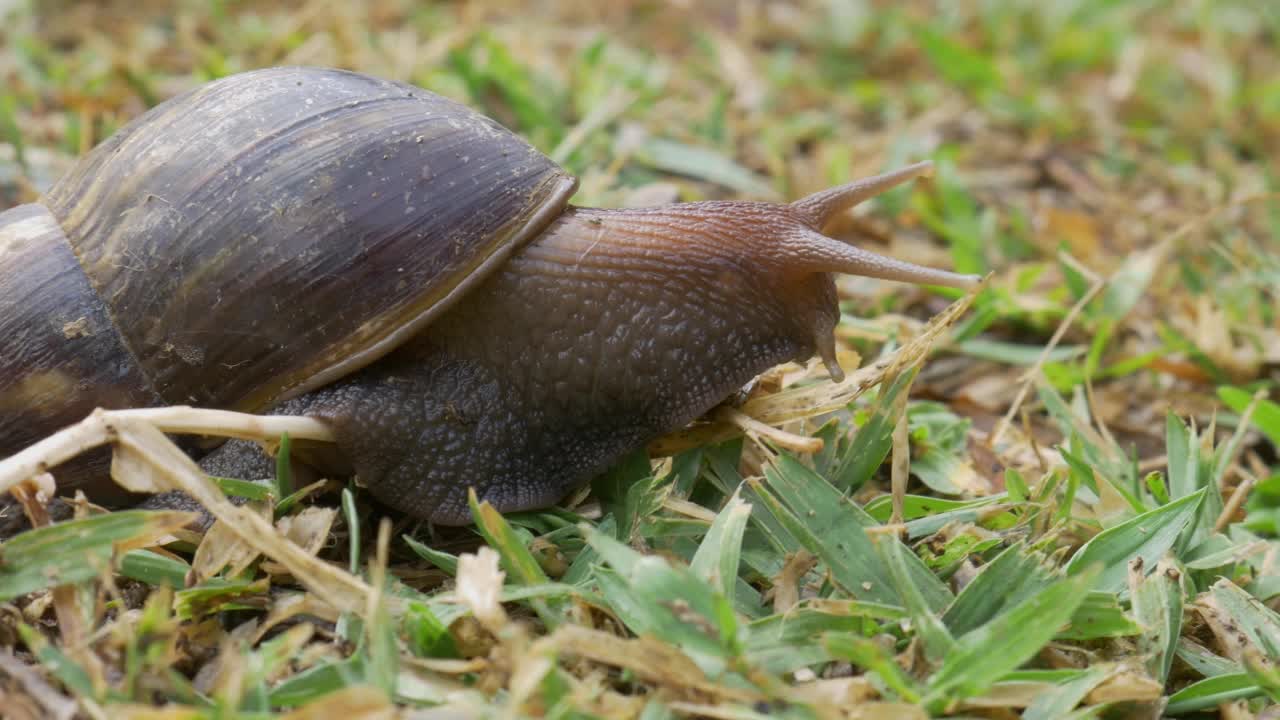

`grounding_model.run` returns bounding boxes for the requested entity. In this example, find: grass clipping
[0,409,377,615]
